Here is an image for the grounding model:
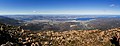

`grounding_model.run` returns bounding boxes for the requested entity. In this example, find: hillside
[0,23,120,46]
[0,16,22,26]
[88,18,120,30]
